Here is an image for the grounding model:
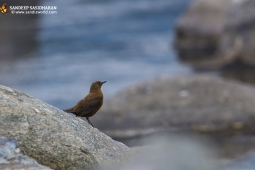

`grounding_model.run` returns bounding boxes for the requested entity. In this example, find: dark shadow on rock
[219,61,255,85]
